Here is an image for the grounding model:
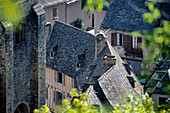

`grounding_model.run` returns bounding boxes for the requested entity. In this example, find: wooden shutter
[137,37,142,55]
[123,35,126,48]
[127,35,132,53]
[111,33,116,46]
